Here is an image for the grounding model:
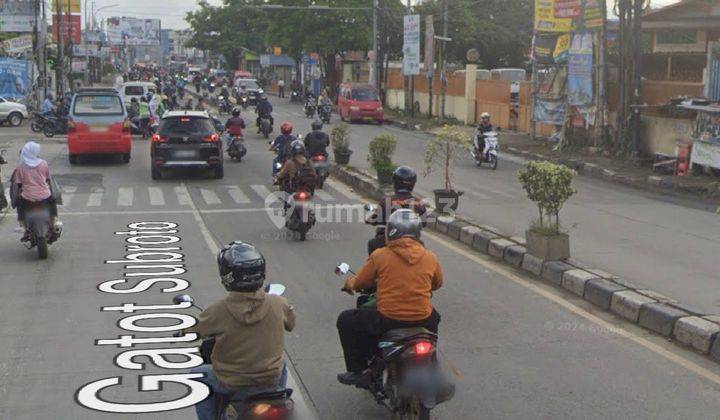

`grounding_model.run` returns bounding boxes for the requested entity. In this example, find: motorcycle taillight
[251,403,289,418]
[414,341,433,356]
[312,155,326,161]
